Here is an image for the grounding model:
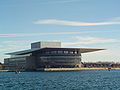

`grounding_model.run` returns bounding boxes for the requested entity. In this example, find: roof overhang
[79,48,105,53]
[6,48,105,55]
